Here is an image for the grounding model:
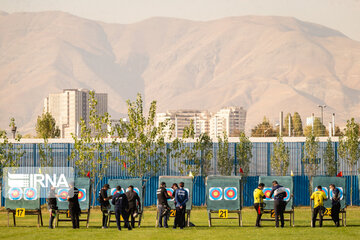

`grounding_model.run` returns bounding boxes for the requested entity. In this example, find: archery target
[57,189,69,202]
[263,187,272,200]
[184,188,190,196]
[224,187,238,200]
[283,188,291,201]
[330,187,344,200]
[9,187,22,200]
[209,187,223,201]
[111,188,124,196]
[314,187,328,198]
[24,187,37,200]
[126,187,140,196]
[166,188,174,201]
[78,188,86,202]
